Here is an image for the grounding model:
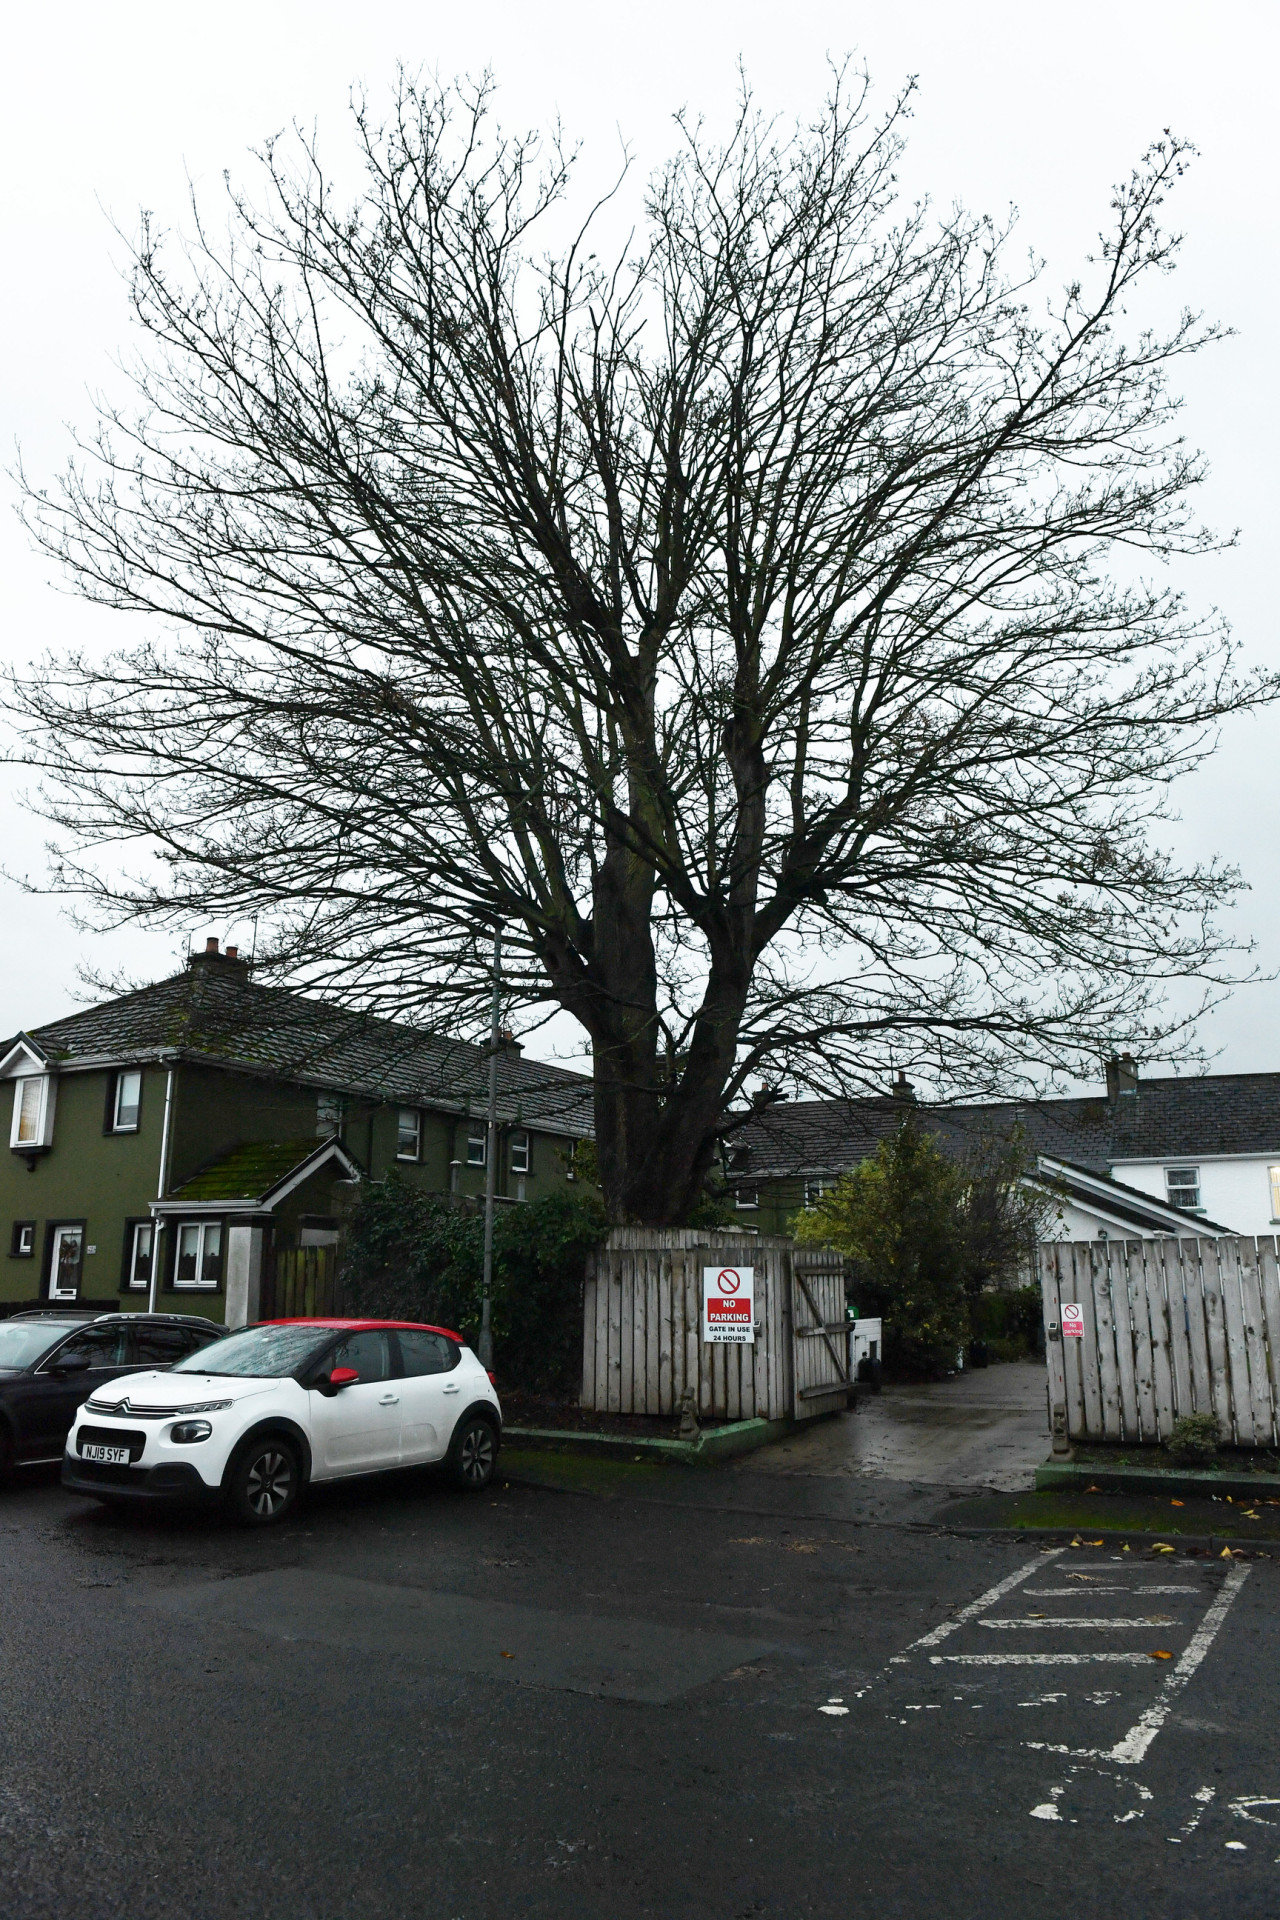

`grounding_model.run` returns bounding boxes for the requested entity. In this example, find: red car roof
[261,1317,464,1343]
